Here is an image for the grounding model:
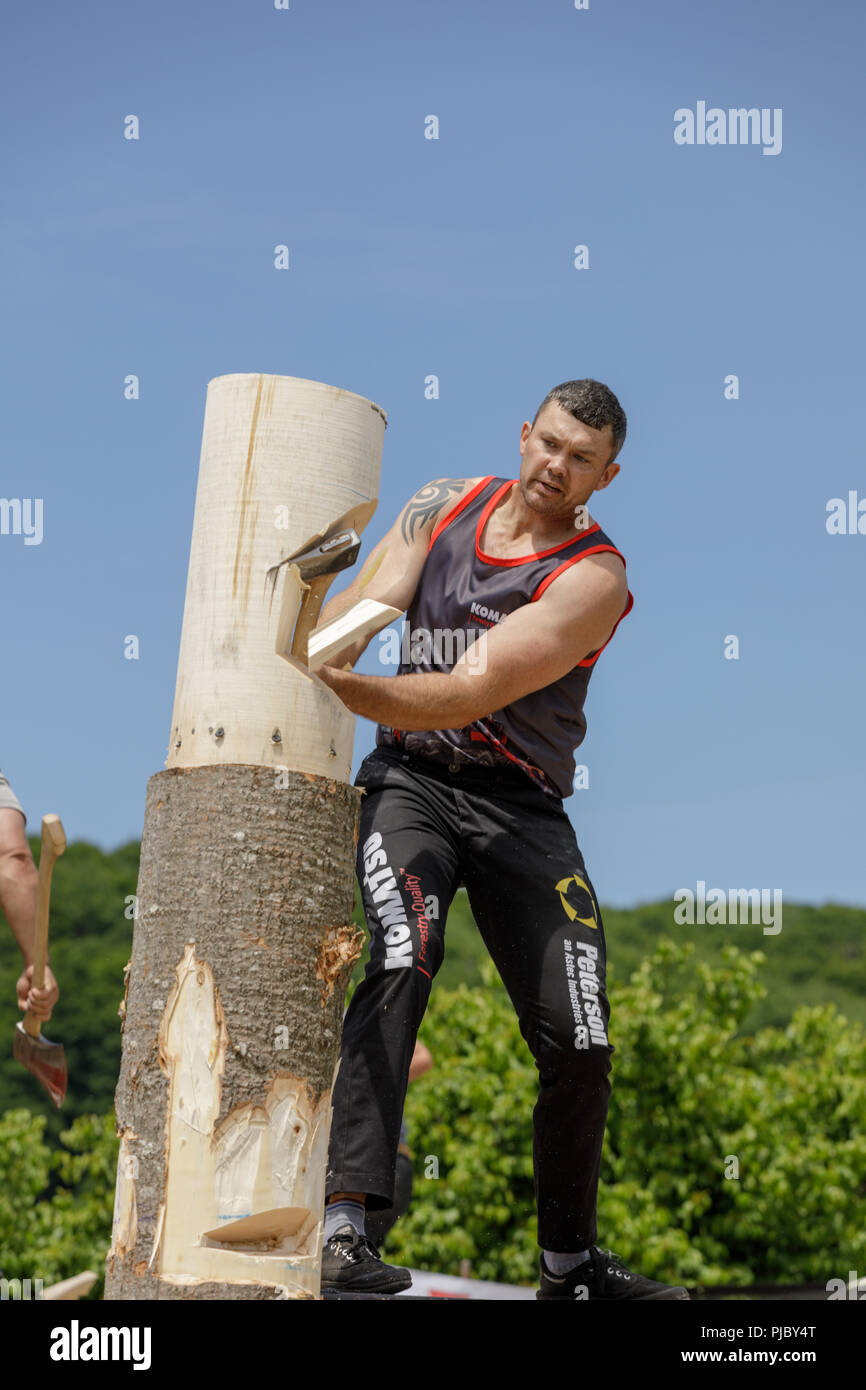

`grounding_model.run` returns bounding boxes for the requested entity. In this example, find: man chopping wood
[315,380,689,1301]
